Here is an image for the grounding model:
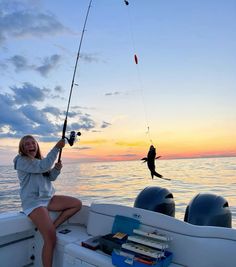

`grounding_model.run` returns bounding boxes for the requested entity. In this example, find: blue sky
[0,0,236,165]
